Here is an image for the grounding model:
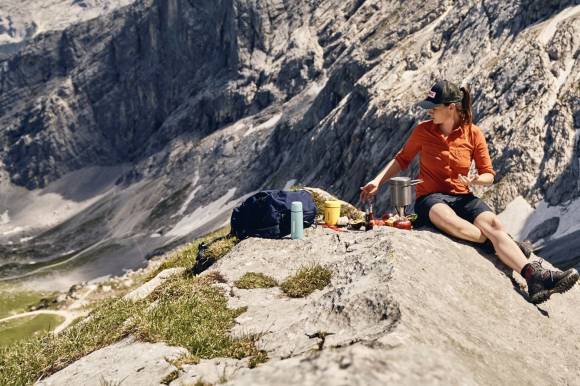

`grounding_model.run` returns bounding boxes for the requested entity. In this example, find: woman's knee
[475,212,504,237]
